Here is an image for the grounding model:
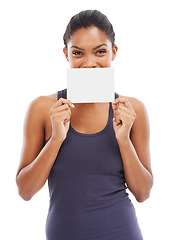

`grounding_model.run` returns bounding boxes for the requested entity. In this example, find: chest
[70,104,110,134]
